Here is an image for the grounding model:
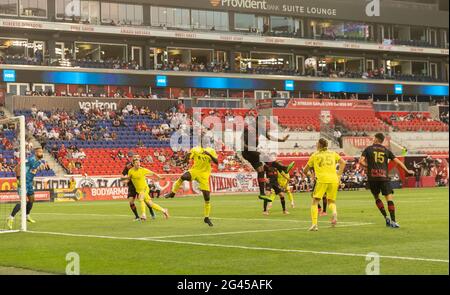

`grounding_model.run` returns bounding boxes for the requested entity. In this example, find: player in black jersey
[262,164,289,215]
[122,155,155,221]
[360,133,414,228]
[241,119,295,202]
